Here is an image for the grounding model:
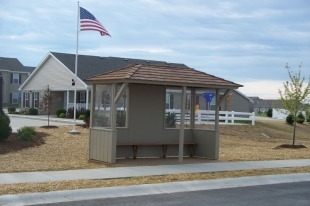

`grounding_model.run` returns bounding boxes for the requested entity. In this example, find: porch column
[20,91,24,111]
[178,85,187,163]
[66,90,70,110]
[214,88,220,159]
